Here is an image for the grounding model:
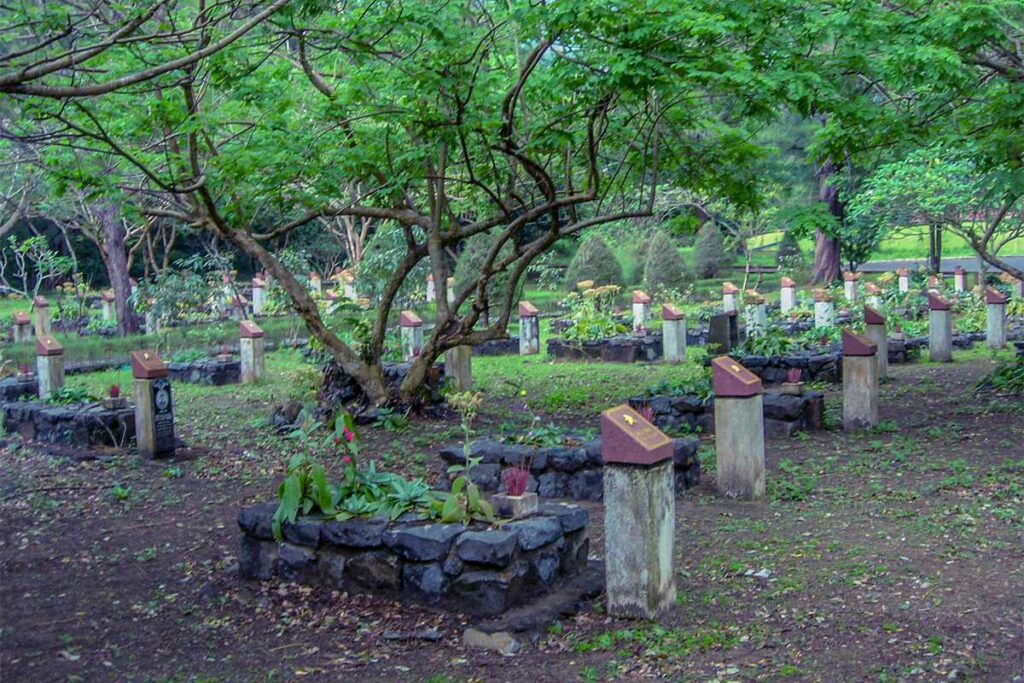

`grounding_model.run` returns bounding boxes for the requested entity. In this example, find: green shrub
[643,231,689,290]
[453,232,515,311]
[565,236,624,288]
[692,222,731,278]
